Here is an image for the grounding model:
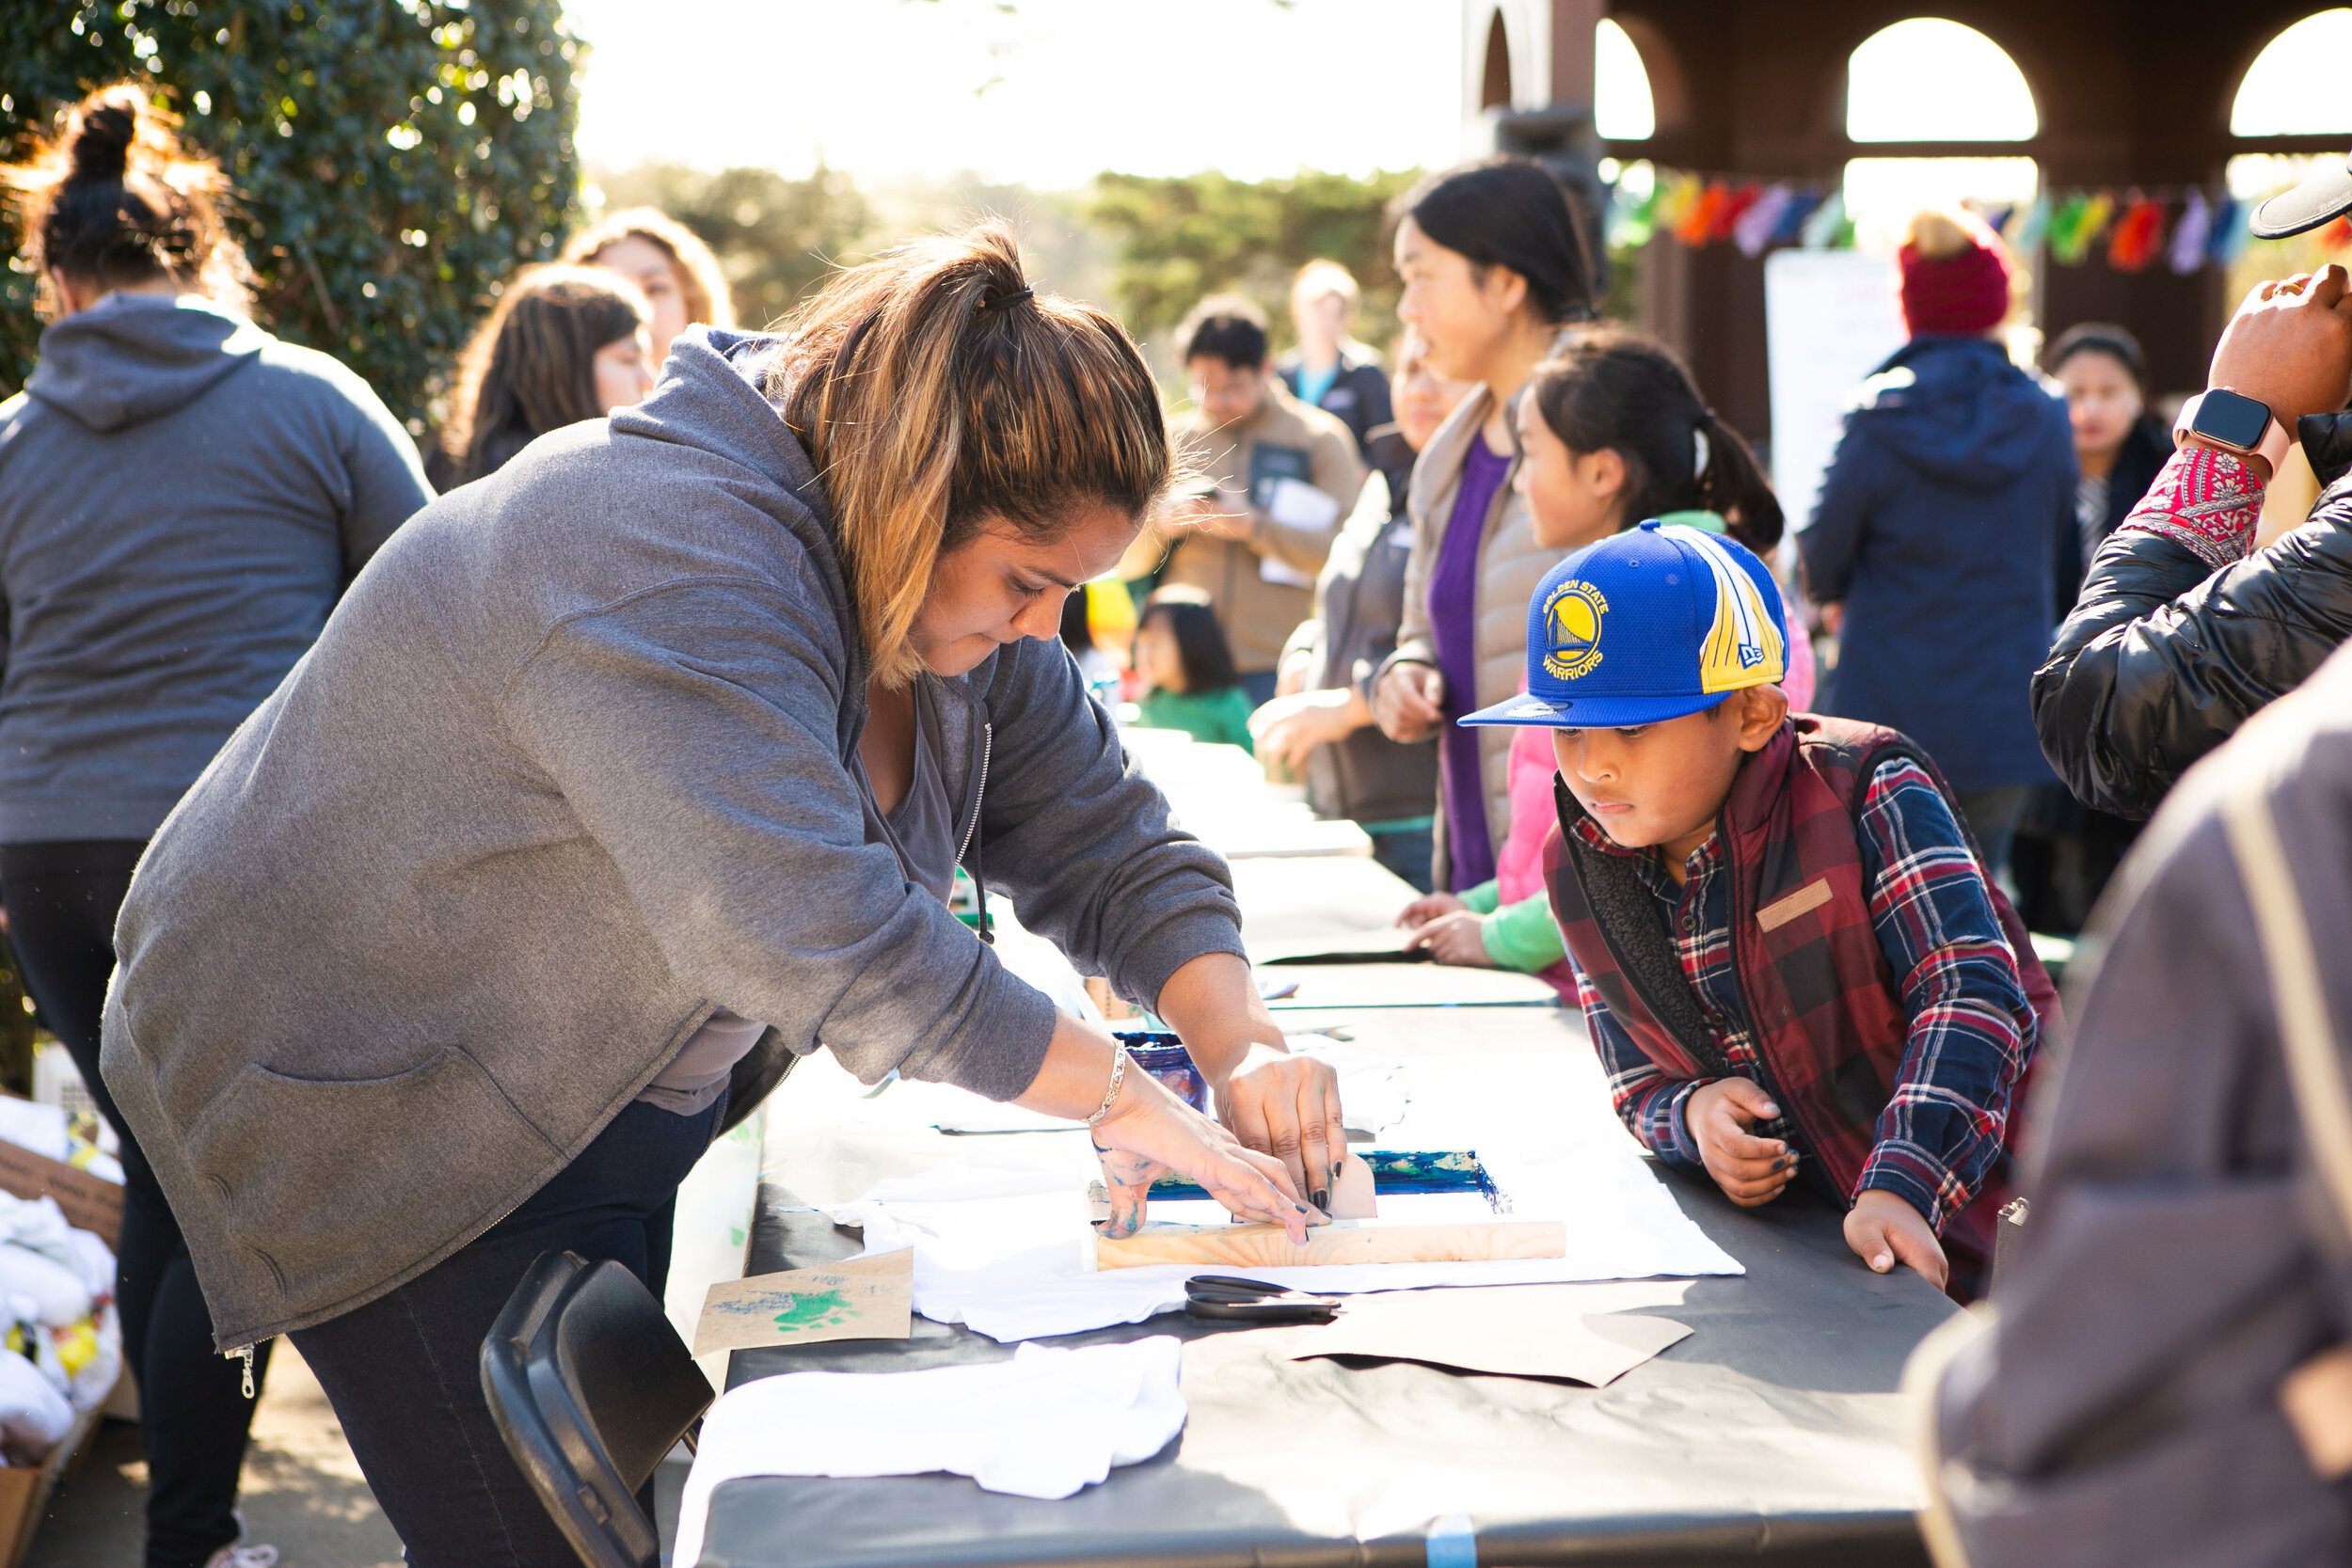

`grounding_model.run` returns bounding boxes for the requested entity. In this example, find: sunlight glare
[2232,9,2352,135]
[1595,20,1655,142]
[1847,18,2037,143]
